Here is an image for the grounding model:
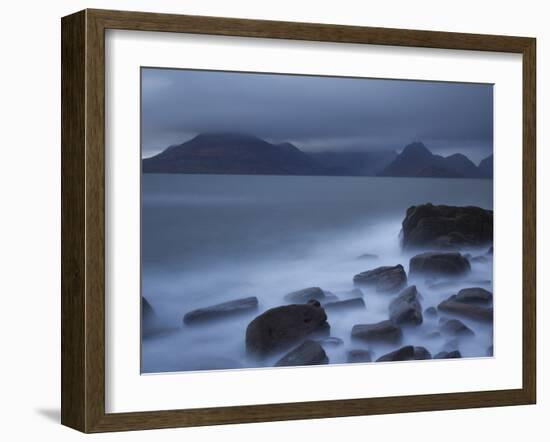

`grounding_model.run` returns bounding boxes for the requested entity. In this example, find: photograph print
[140,67,494,373]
